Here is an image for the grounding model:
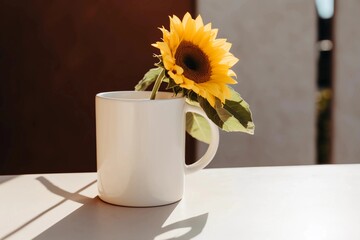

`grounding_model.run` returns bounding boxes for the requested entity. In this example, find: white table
[1,165,360,240]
